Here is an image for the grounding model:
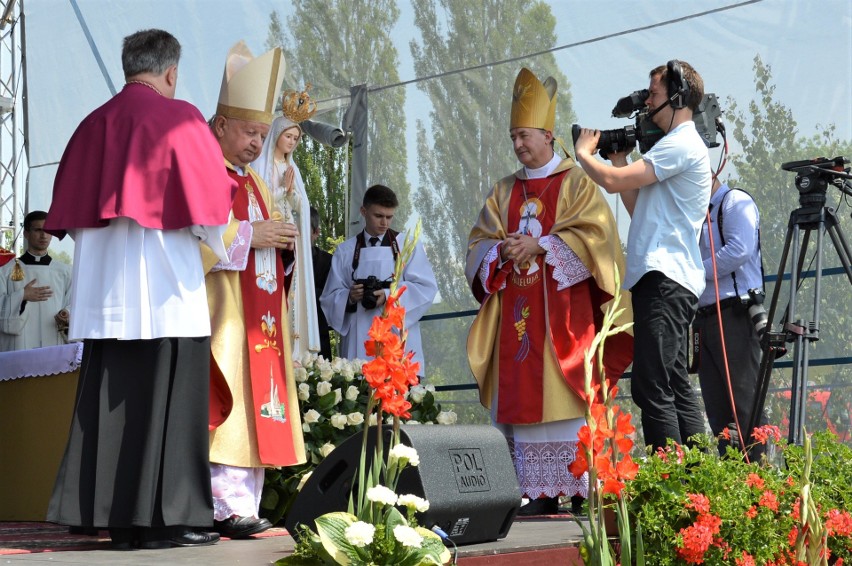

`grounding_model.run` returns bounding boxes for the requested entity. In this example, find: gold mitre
[281,83,318,124]
[216,41,285,125]
[510,68,557,132]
